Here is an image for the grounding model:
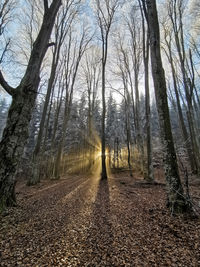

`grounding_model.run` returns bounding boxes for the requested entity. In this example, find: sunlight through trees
[0,0,200,216]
